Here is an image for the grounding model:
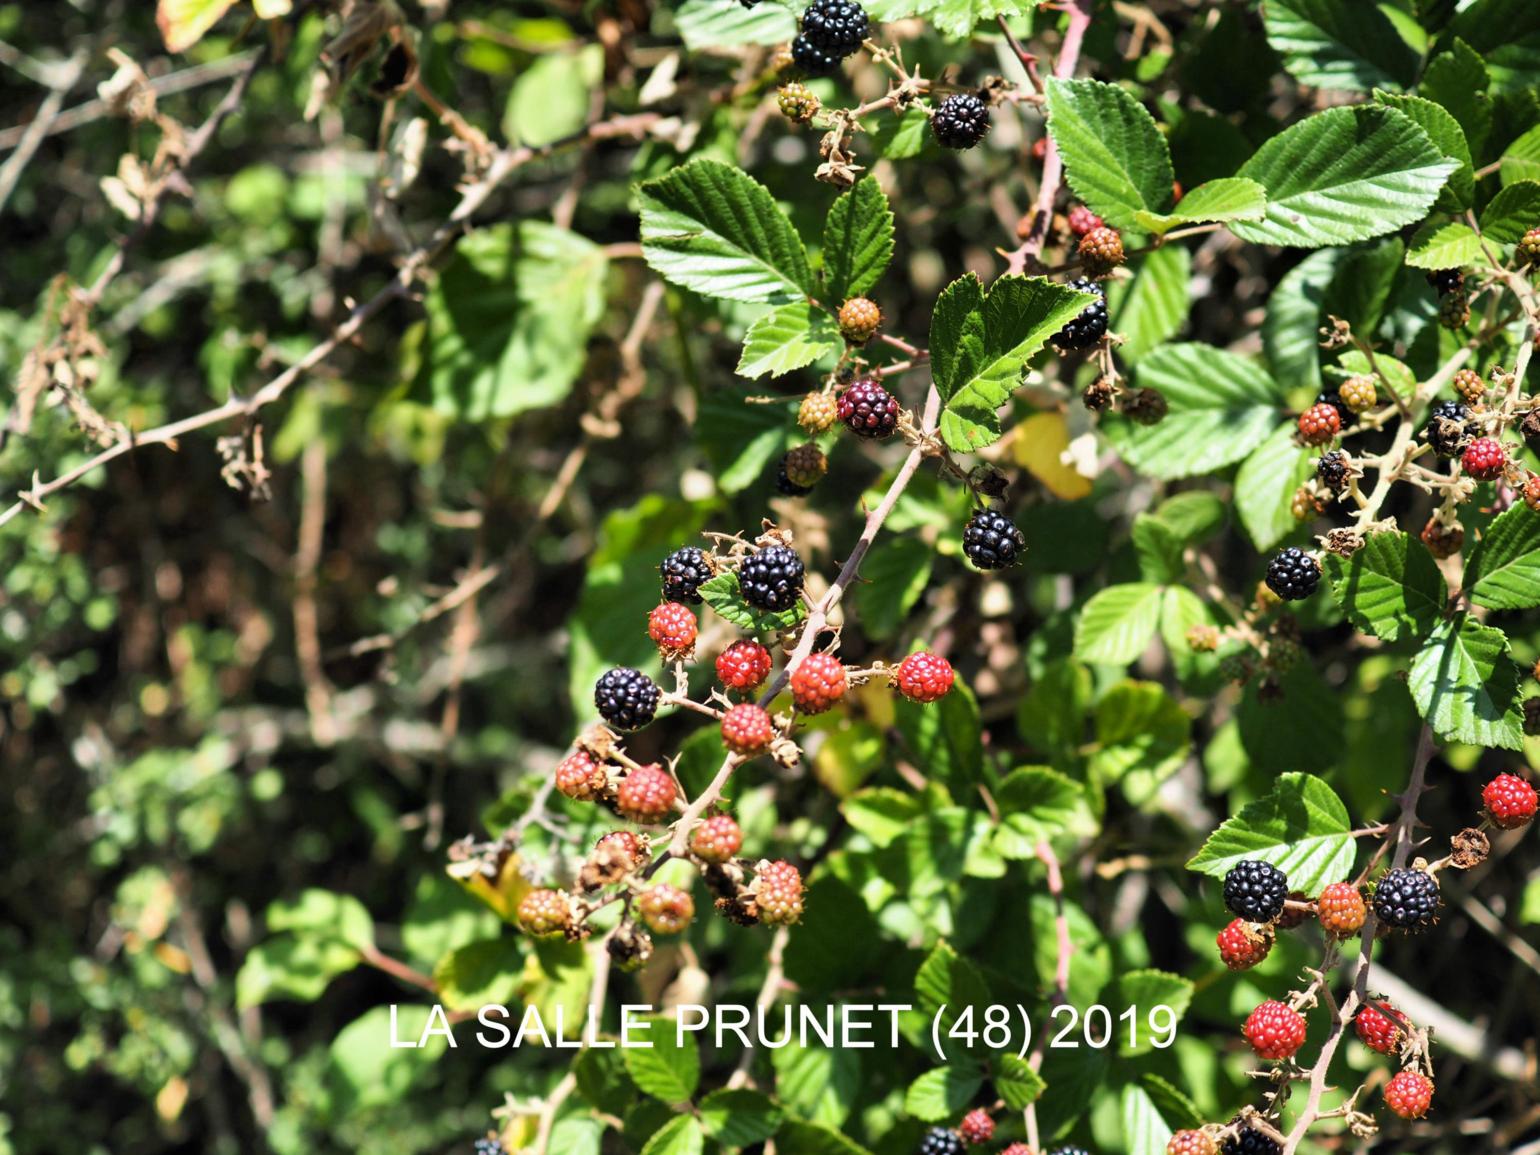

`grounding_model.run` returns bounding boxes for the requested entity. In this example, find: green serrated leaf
[640,159,811,303]
[992,766,1094,857]
[851,537,933,640]
[841,787,924,848]
[674,0,795,48]
[1323,531,1447,641]
[1121,1083,1174,1155]
[699,1088,784,1146]
[904,1063,985,1121]
[431,938,523,1012]
[1140,1075,1203,1131]
[929,274,1095,452]
[1091,679,1191,803]
[1466,506,1540,609]
[1186,772,1357,894]
[1074,584,1164,665]
[1373,91,1474,211]
[1113,970,1193,1056]
[1046,78,1175,228]
[1480,181,1540,244]
[697,571,806,634]
[1103,344,1282,479]
[1500,124,1540,187]
[994,1053,1046,1109]
[624,1015,701,1104]
[822,177,895,302]
[1108,244,1190,363]
[1235,422,1316,551]
[777,1120,874,1155]
[1263,0,1420,91]
[696,393,794,494]
[1420,39,1492,157]
[1233,106,1458,248]
[1263,249,1342,393]
[1403,220,1484,269]
[1410,617,1525,750]
[736,302,843,379]
[640,1115,705,1155]
[1132,178,1267,234]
